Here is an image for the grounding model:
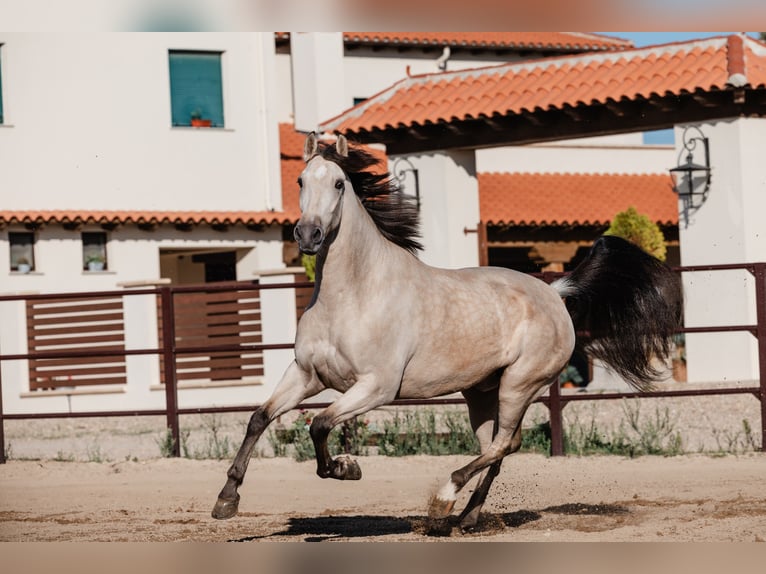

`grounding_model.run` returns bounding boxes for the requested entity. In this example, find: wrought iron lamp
[392,157,421,210]
[669,126,711,226]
